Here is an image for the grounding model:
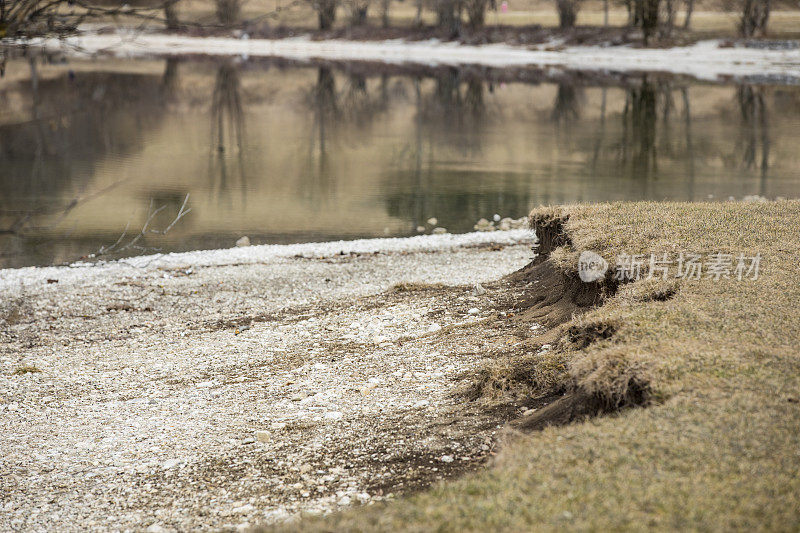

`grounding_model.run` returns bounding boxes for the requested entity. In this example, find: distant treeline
[0,0,785,42]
